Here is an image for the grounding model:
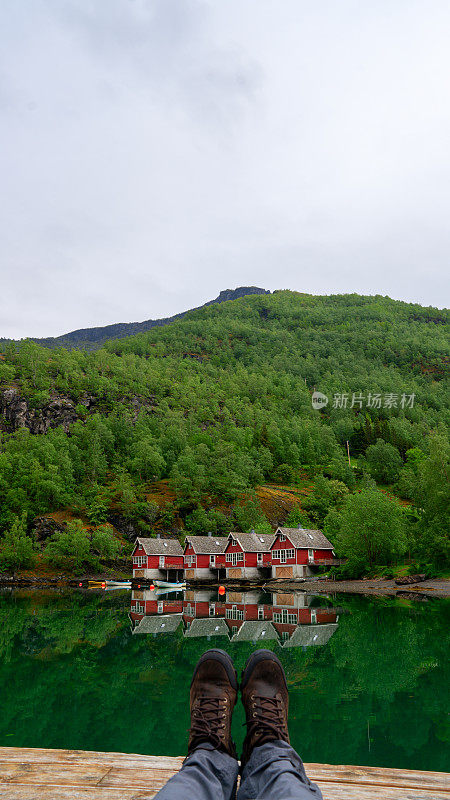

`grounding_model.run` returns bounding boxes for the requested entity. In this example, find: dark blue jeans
[154,741,323,800]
